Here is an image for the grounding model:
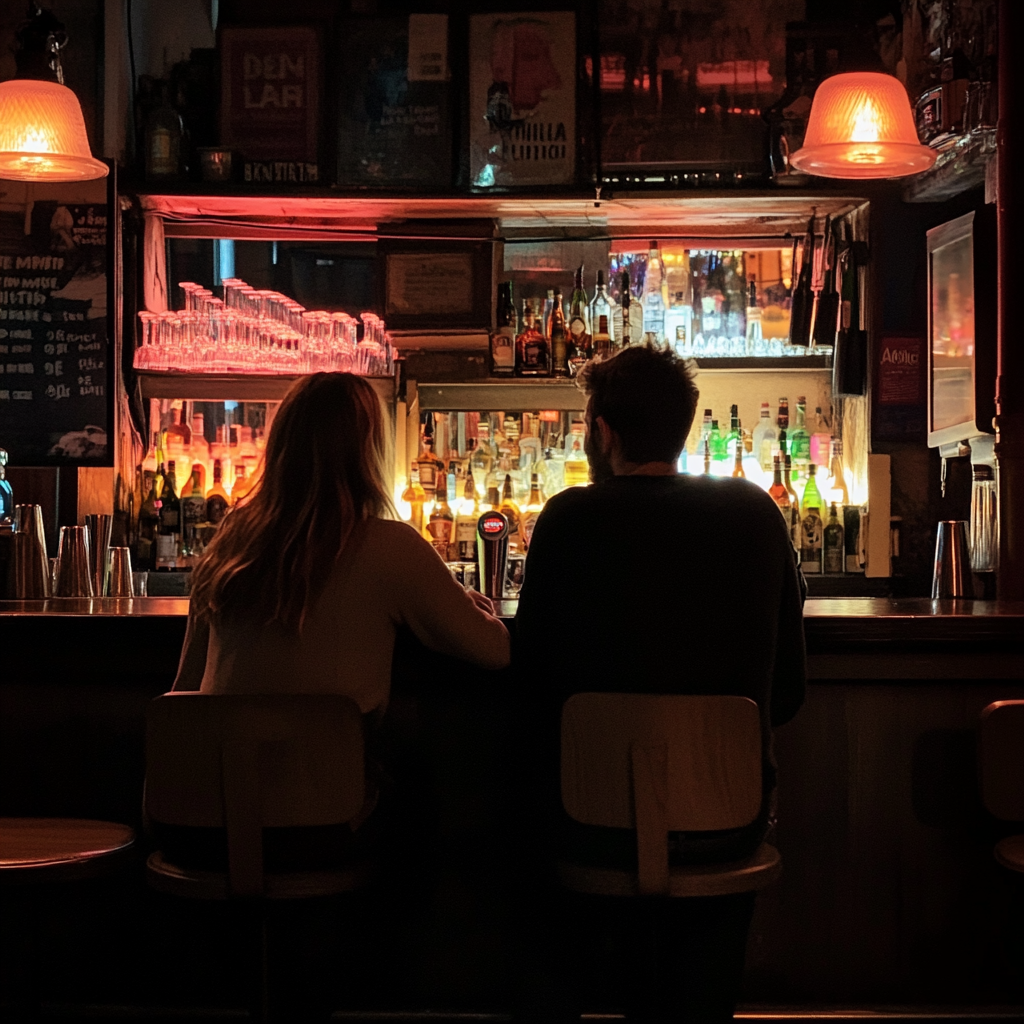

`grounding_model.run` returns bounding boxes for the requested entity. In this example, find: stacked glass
[135,278,396,377]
